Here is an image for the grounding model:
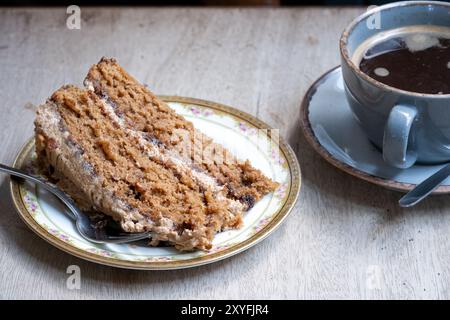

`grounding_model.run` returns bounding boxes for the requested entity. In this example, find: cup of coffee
[340,1,450,169]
